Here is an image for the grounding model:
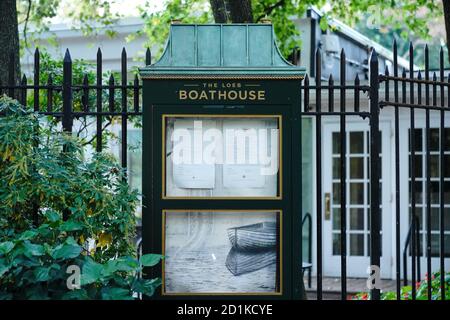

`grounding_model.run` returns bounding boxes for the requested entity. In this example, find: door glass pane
[350,157,364,179]
[350,132,364,154]
[164,210,281,294]
[350,208,364,230]
[164,116,280,198]
[332,132,341,154]
[333,183,341,203]
[332,233,341,255]
[350,234,364,256]
[332,208,341,231]
[430,155,439,178]
[332,157,341,179]
[430,129,439,151]
[445,128,450,151]
[350,183,364,204]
